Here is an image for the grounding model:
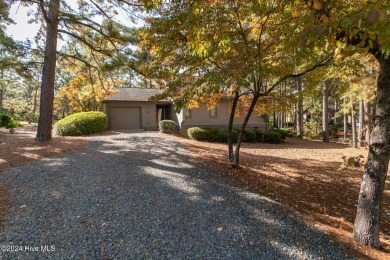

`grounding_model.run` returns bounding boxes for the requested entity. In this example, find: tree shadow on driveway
[0,133,355,259]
